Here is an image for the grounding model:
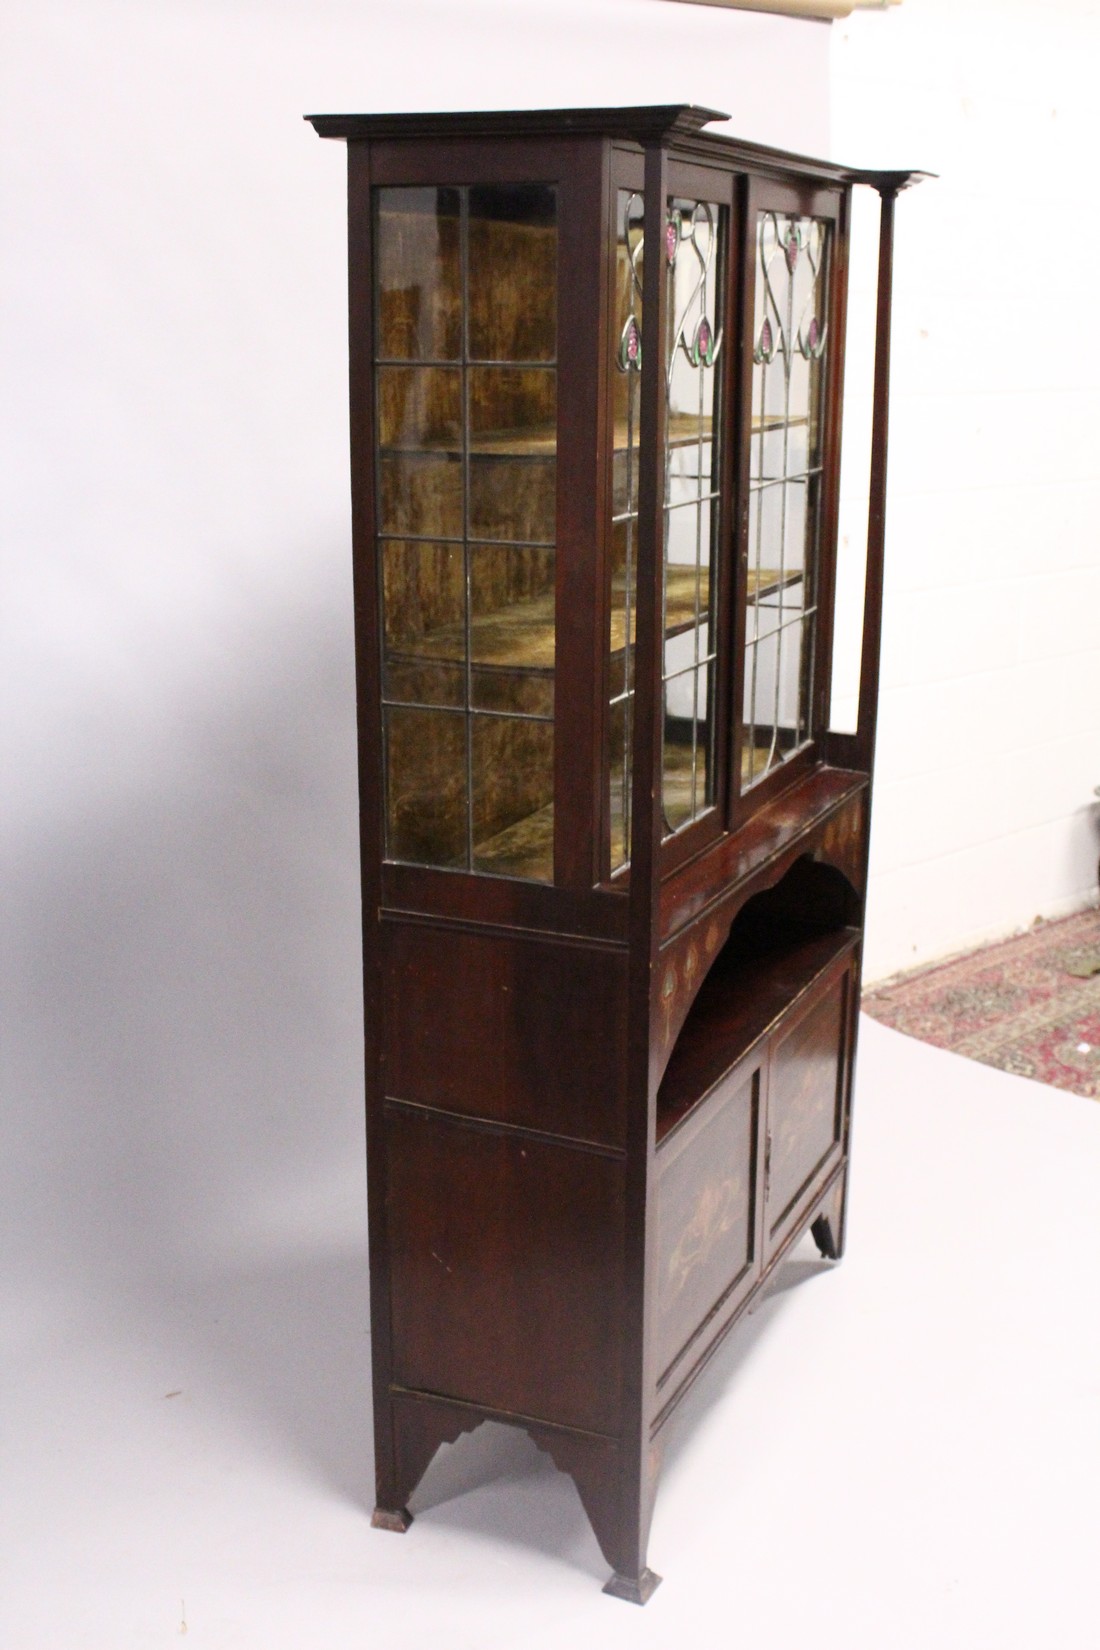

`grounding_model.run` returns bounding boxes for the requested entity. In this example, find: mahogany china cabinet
[307,104,923,1602]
